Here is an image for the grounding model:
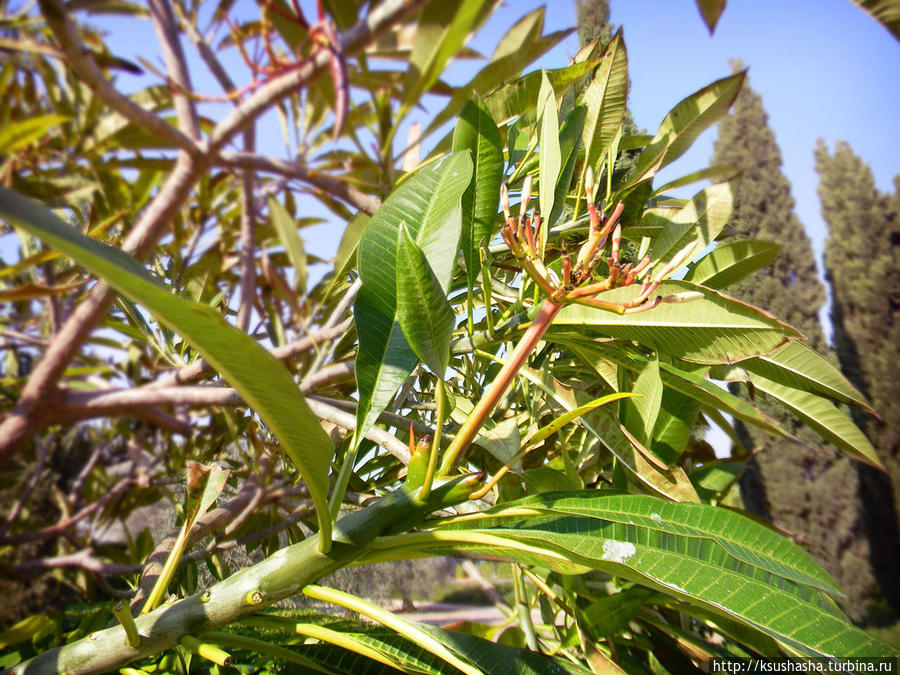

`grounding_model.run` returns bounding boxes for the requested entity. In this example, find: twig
[36,0,200,155]
[0,440,49,537]
[0,475,136,545]
[147,317,353,389]
[219,153,380,215]
[147,0,200,139]
[14,549,144,576]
